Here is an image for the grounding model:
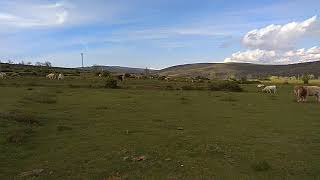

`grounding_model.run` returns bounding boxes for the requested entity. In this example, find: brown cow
[294,86,307,102]
[294,85,320,102]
